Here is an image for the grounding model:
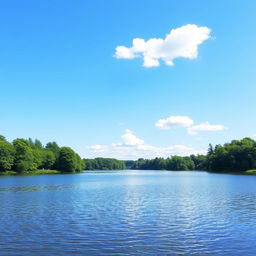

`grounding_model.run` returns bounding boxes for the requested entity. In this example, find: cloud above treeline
[187,122,227,135]
[155,116,194,130]
[114,24,211,67]
[88,129,205,160]
[155,115,227,135]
